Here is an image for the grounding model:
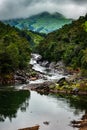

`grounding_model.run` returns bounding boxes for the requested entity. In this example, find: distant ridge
[3,12,72,34]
